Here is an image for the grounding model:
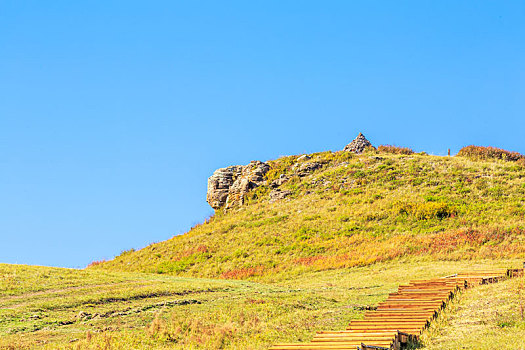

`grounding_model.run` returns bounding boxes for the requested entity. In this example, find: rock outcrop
[207,133,374,210]
[343,133,375,153]
[207,161,270,210]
